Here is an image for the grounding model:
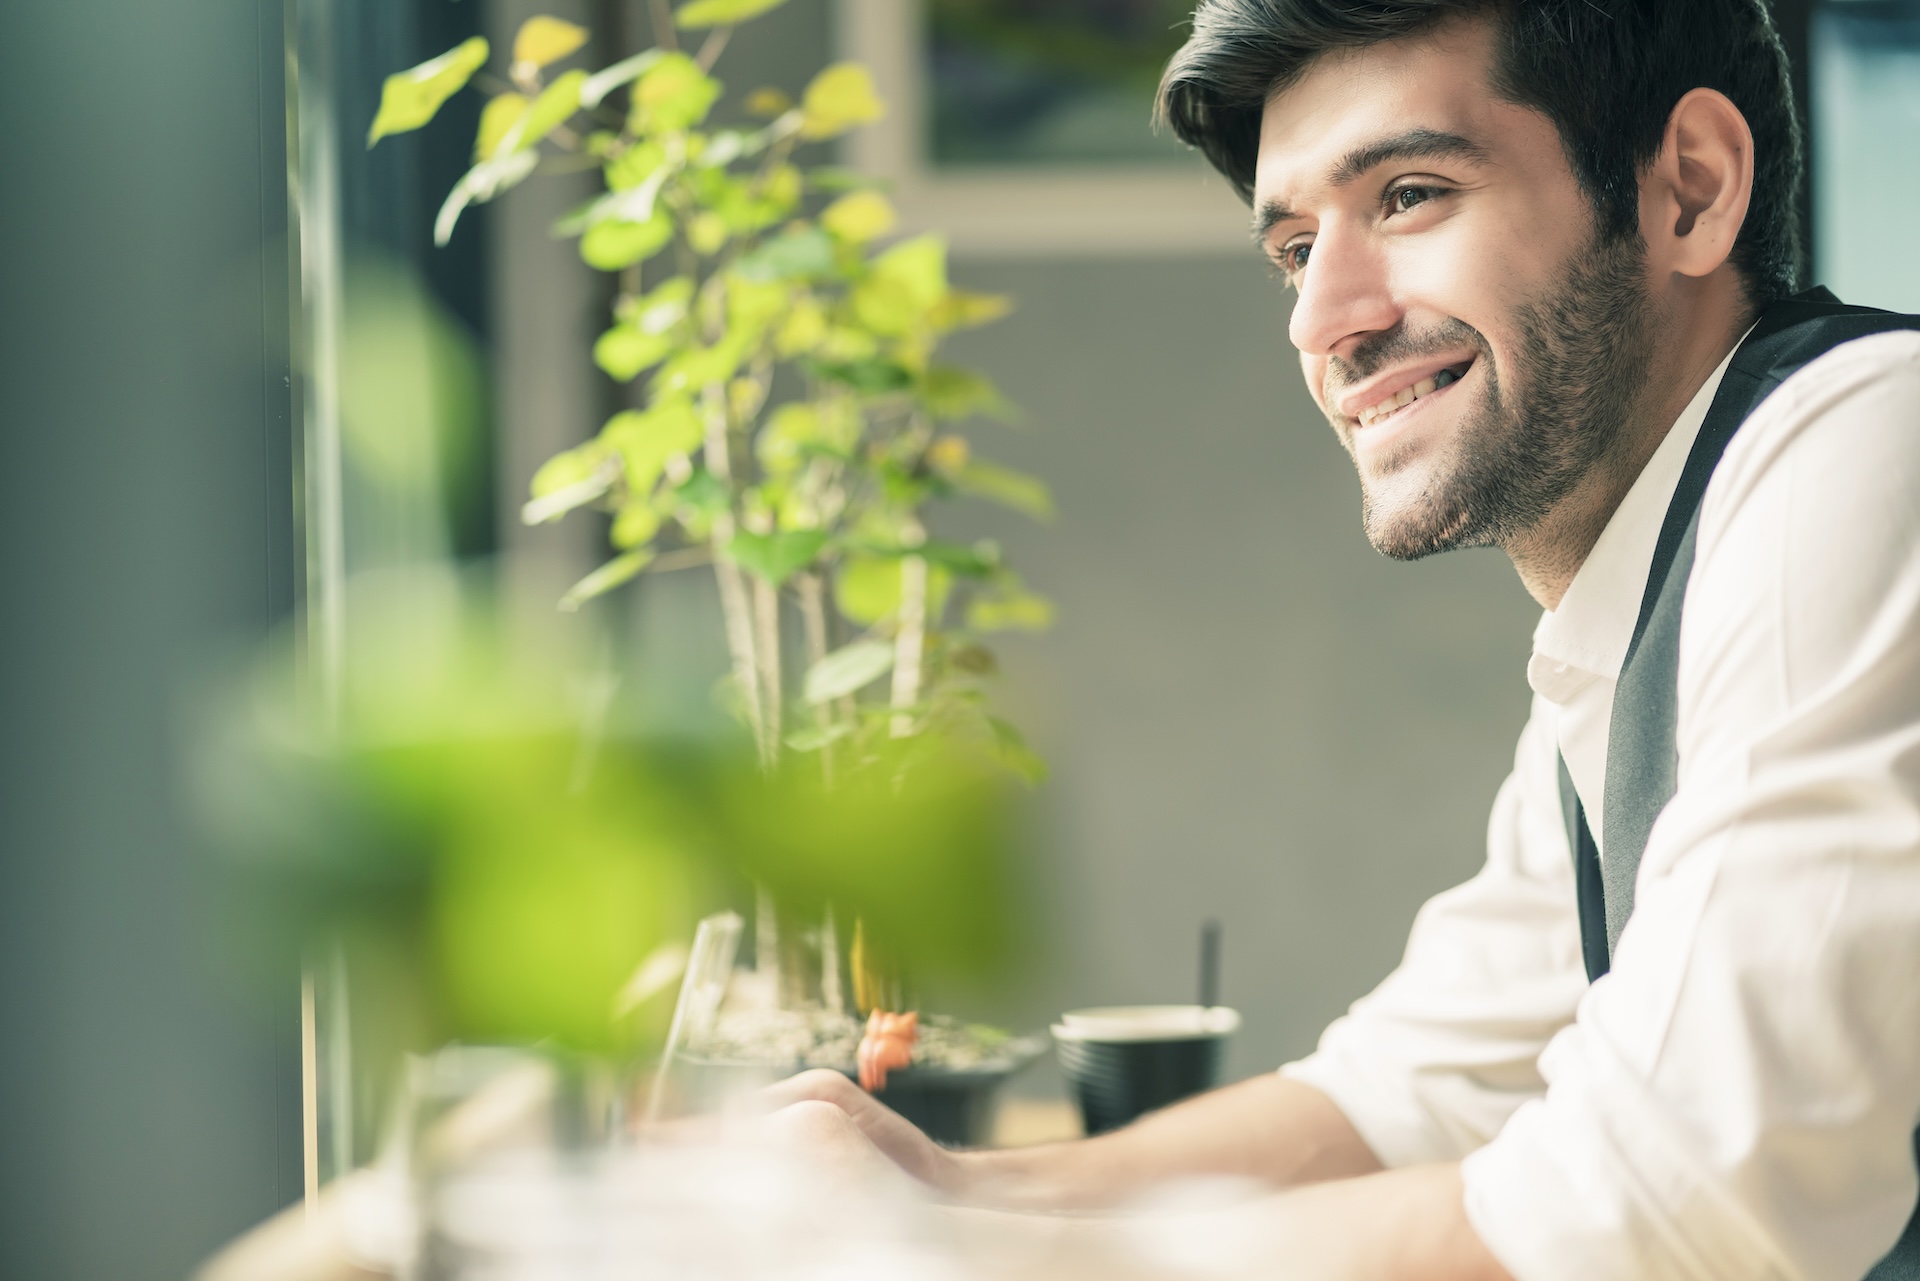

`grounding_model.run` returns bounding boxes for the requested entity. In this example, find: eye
[1387,184,1442,215]
[1281,241,1311,275]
